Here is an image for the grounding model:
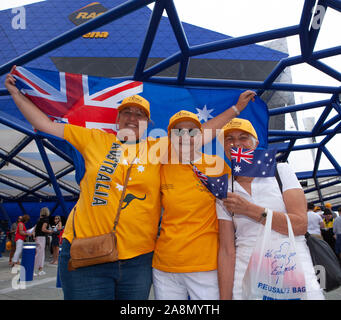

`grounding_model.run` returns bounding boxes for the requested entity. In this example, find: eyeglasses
[171,128,201,137]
